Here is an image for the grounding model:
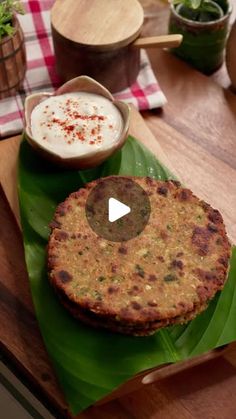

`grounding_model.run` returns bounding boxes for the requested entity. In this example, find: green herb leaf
[172,0,224,19]
[164,273,178,282]
[0,0,24,39]
[173,0,184,4]
[135,264,145,278]
[191,0,202,9]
